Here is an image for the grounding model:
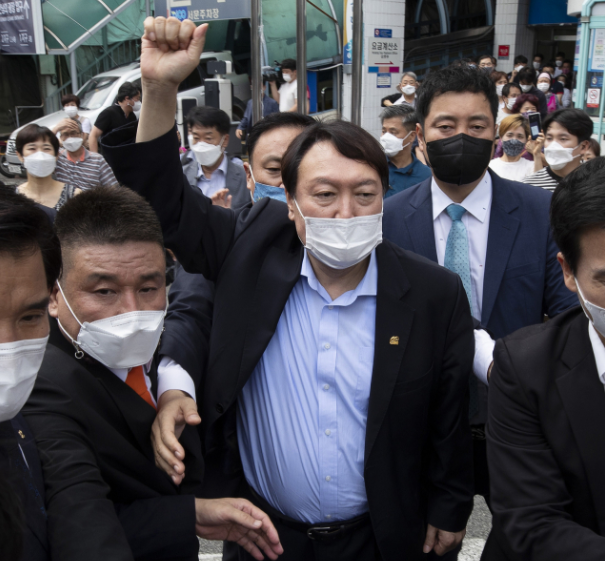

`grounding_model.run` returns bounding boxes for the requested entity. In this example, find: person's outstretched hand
[141,17,207,89]
[195,498,284,560]
[423,524,466,556]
